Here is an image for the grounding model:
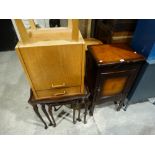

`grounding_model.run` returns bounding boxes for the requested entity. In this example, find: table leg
[54,105,63,111]
[41,105,53,126]
[73,102,76,124]
[33,105,48,129]
[54,106,57,111]
[48,105,56,127]
[84,99,88,124]
[122,101,129,111]
[89,99,95,116]
[77,101,81,122]
[117,100,124,111]
[89,94,96,116]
